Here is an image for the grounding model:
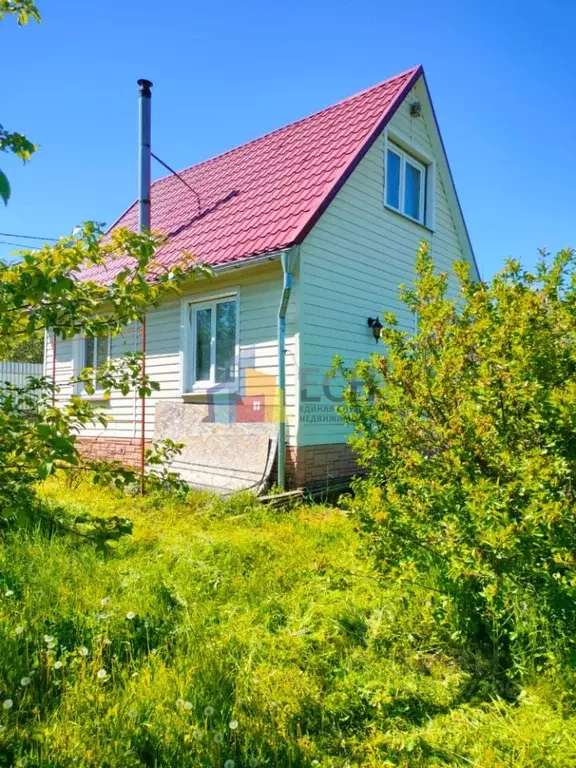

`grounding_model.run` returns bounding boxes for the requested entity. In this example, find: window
[385,143,426,224]
[83,334,110,391]
[188,295,238,389]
